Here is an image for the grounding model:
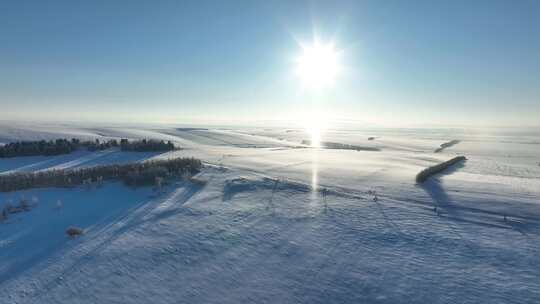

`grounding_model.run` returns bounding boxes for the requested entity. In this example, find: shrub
[66,226,84,237]
[18,197,30,211]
